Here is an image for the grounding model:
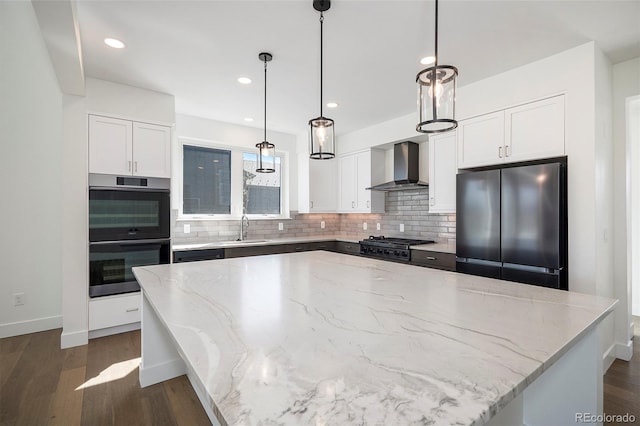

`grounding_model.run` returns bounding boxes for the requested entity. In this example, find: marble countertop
[134,252,616,426]
[173,235,455,254]
[172,235,361,251]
